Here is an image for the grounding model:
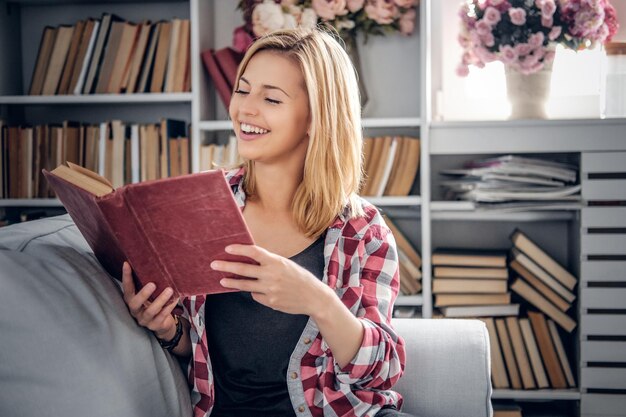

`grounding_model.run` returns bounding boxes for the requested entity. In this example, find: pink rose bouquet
[234,0,420,52]
[457,0,619,76]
